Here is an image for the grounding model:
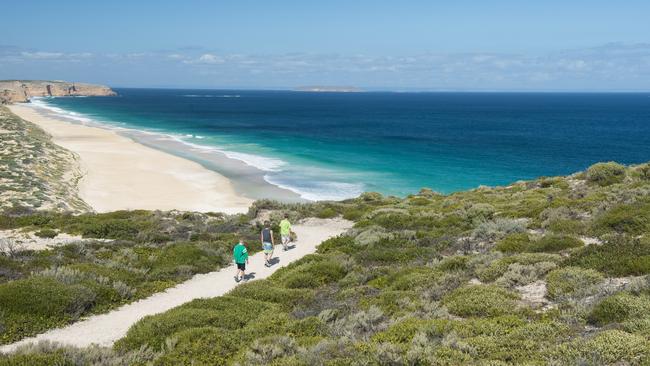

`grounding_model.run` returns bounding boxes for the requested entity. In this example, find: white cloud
[21,51,64,59]
[184,53,225,64]
[3,43,650,90]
